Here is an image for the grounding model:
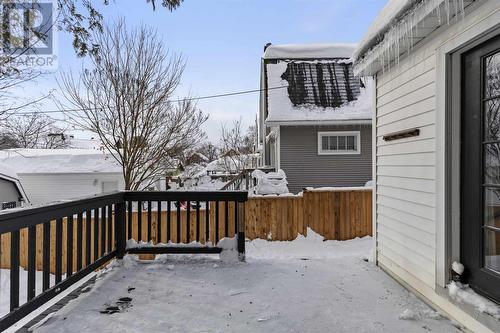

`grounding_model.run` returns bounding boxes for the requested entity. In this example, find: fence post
[237,201,245,262]
[115,201,126,259]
